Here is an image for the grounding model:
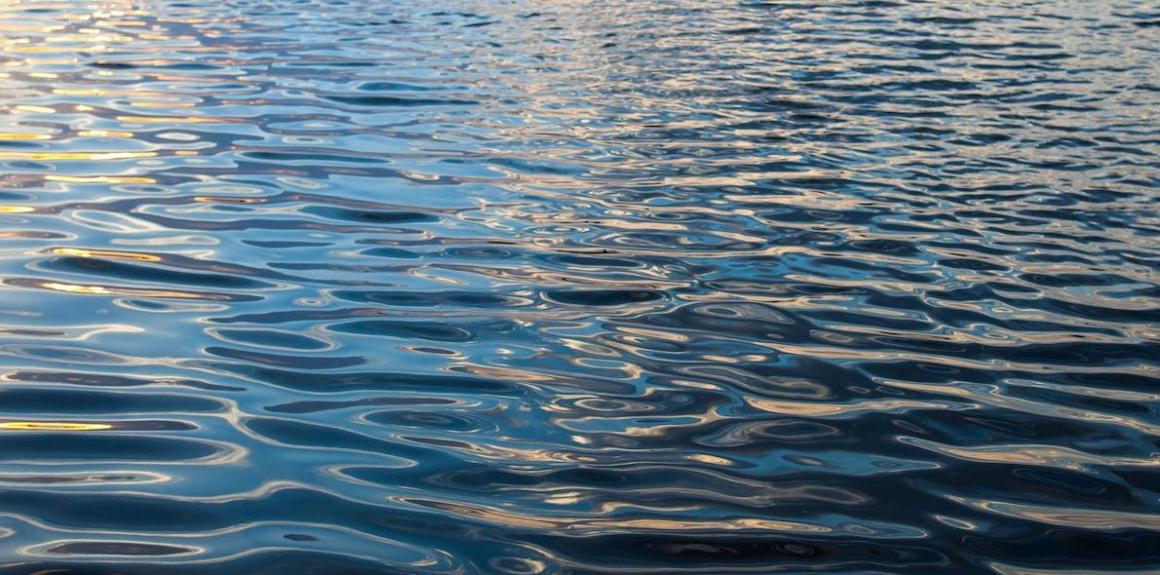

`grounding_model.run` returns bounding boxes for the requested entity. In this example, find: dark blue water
[0,1,1157,573]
